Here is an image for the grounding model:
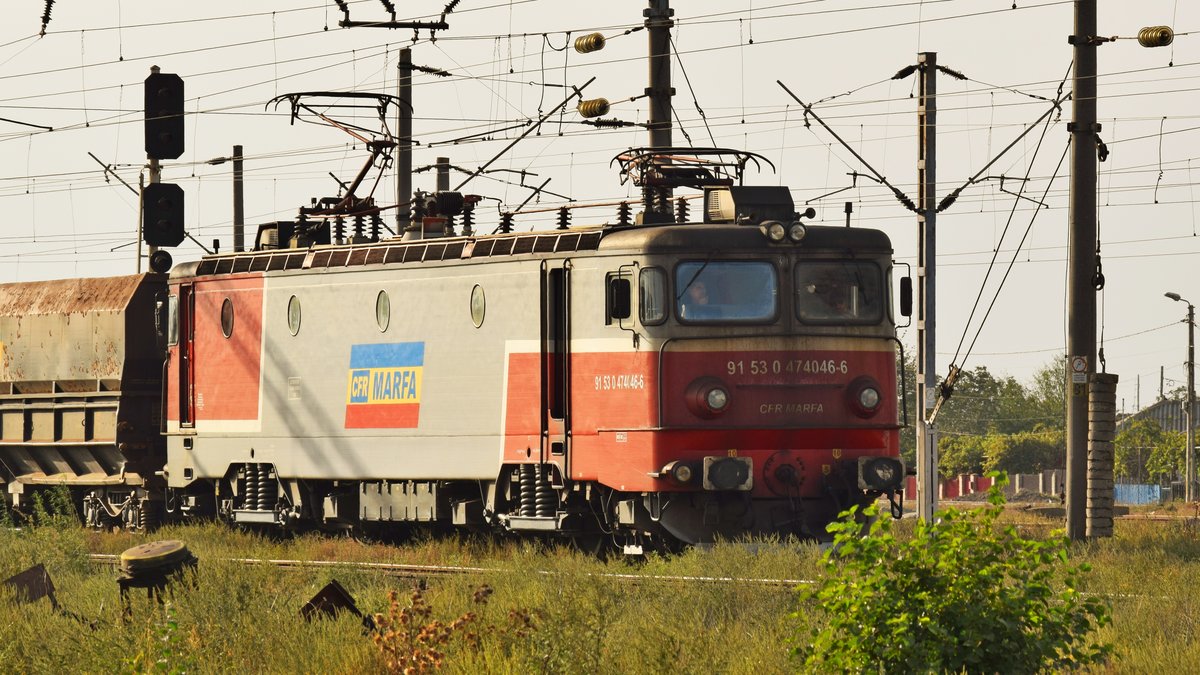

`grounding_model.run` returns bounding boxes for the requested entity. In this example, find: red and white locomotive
[0,149,907,550]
